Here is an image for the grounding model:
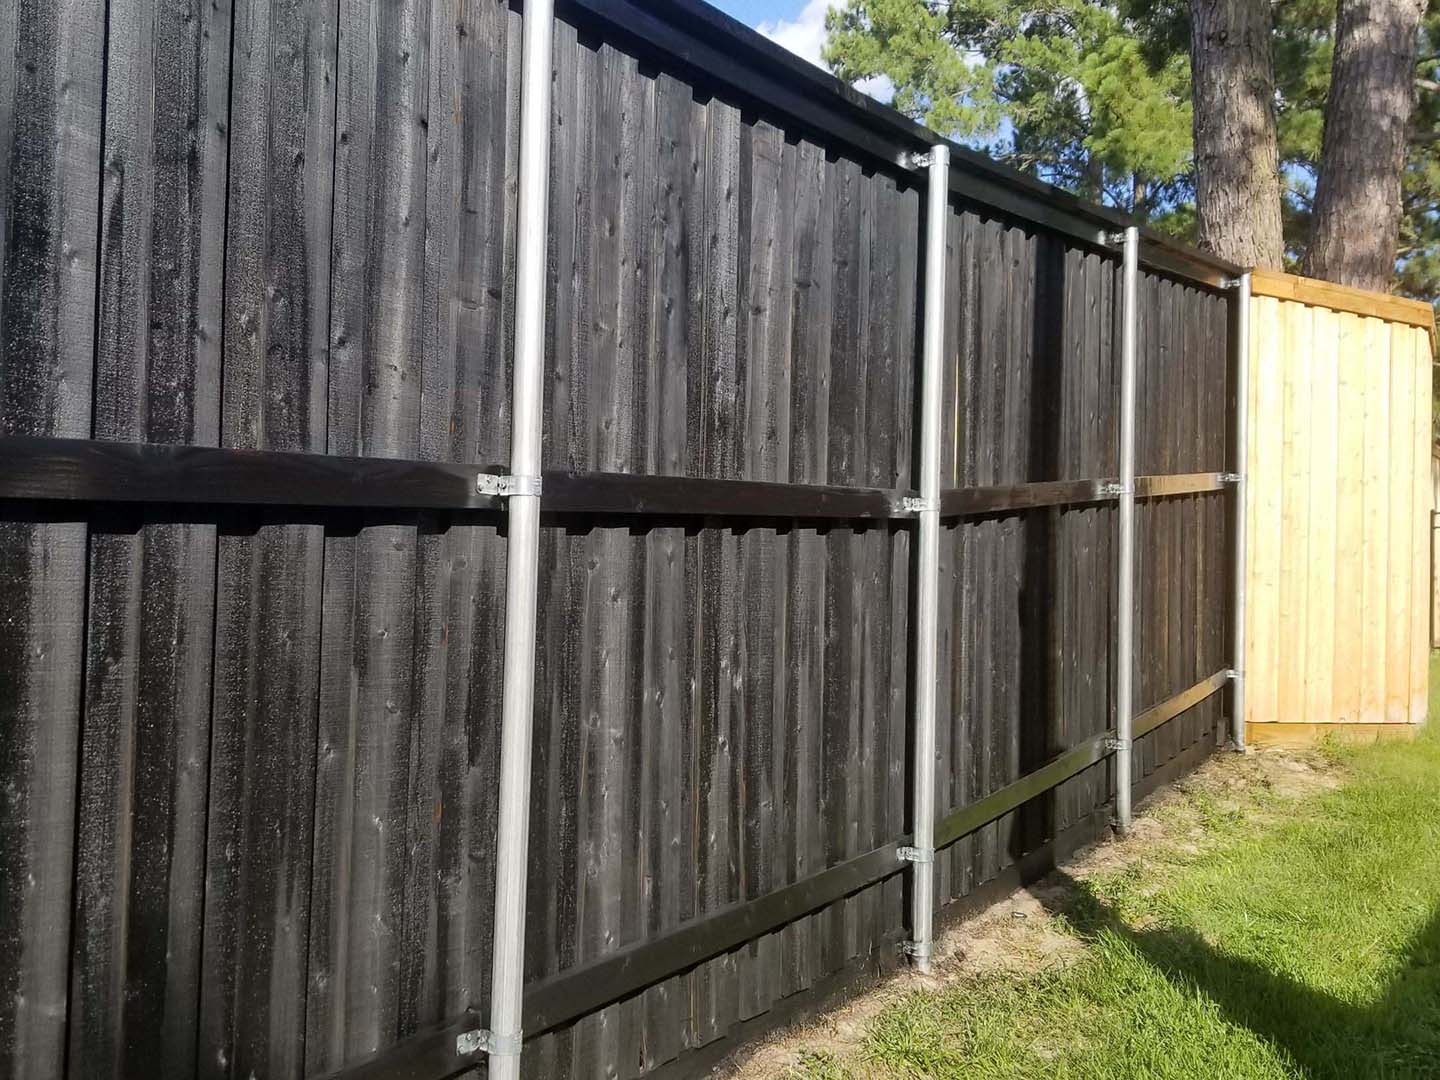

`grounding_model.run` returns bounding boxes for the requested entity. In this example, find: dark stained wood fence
[0,1,1237,1078]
